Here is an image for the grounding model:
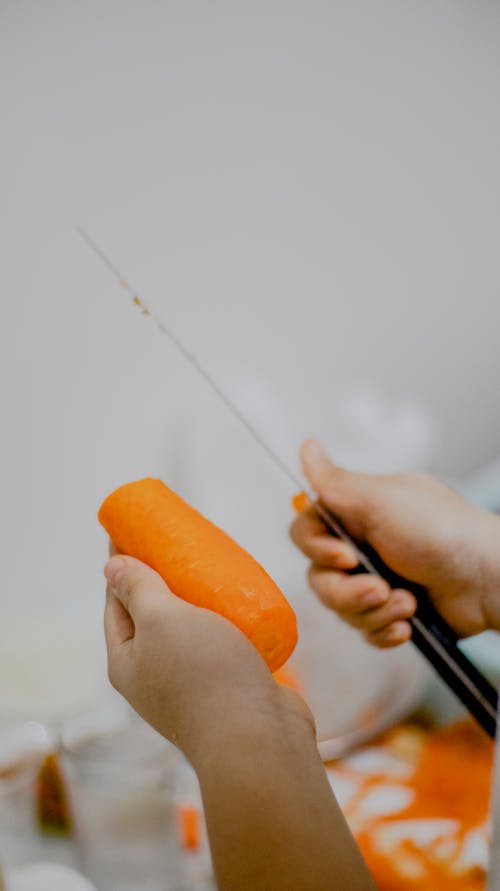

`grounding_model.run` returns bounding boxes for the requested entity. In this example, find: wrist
[184,684,316,772]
